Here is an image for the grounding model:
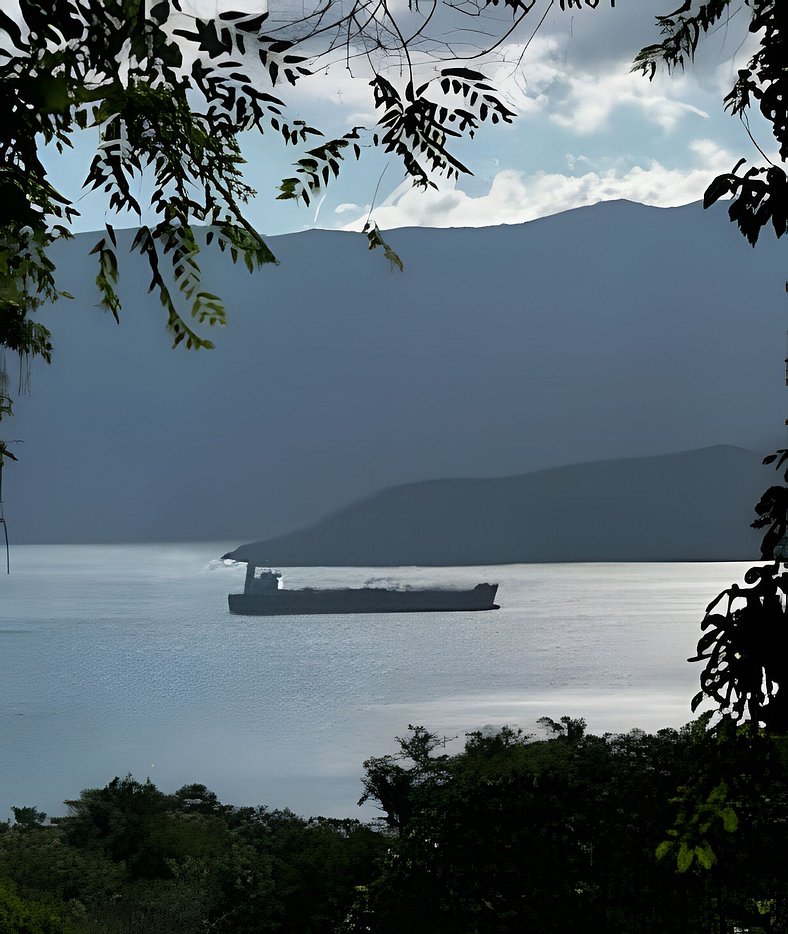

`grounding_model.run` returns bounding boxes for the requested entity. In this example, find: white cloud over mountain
[339,139,736,230]
[305,15,758,232]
